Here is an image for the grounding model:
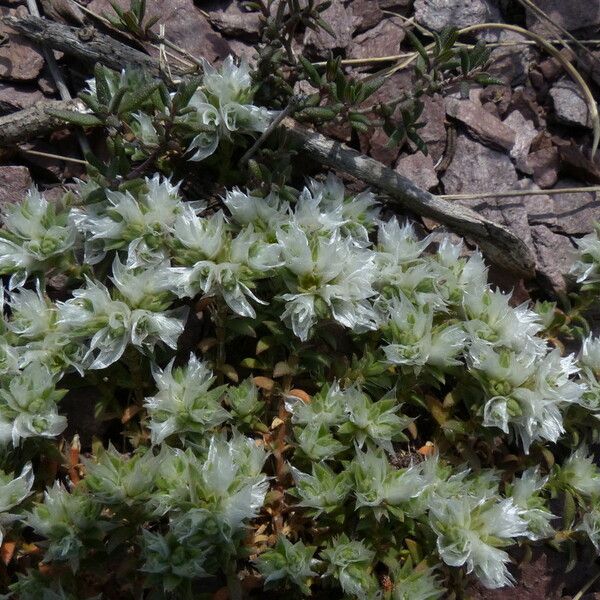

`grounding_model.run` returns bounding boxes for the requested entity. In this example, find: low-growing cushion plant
[1,9,600,599]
